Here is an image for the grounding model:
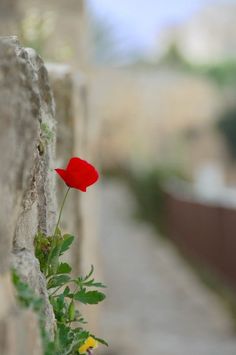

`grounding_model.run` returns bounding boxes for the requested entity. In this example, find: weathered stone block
[0,36,56,354]
[46,63,82,273]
